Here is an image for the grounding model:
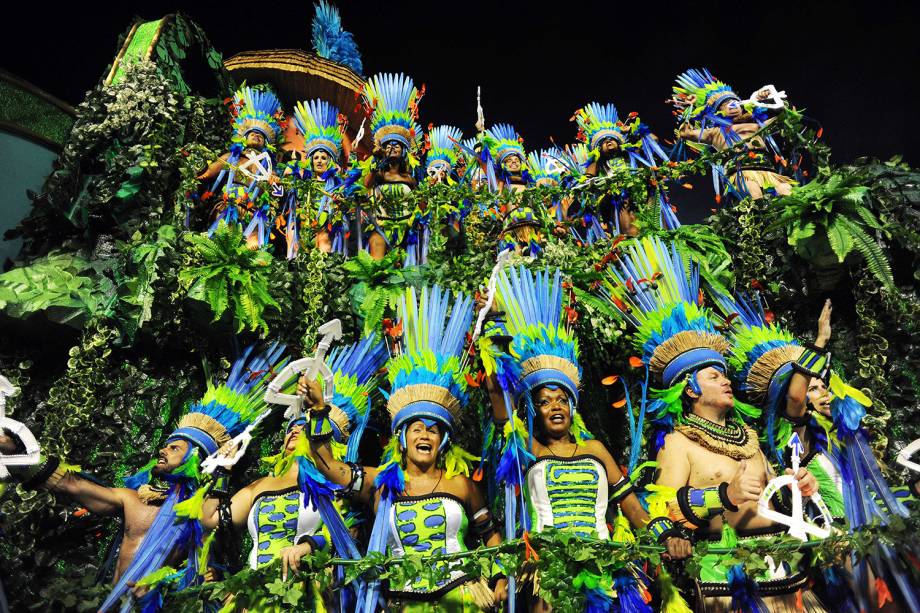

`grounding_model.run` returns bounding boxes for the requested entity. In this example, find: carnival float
[0,3,919,612]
